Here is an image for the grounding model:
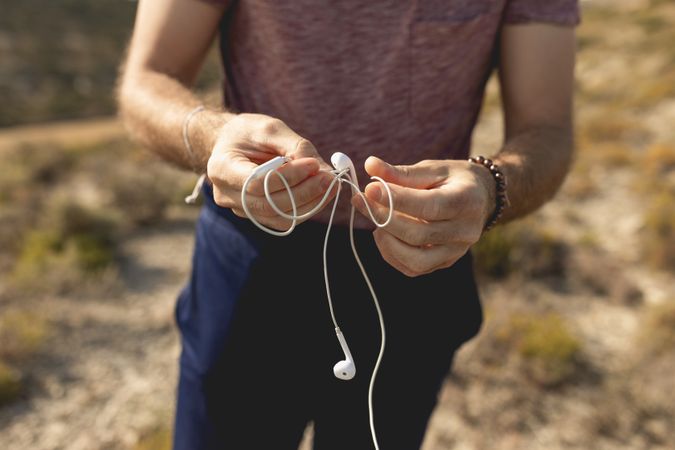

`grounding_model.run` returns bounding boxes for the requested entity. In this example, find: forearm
[117,68,234,172]
[492,124,574,223]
